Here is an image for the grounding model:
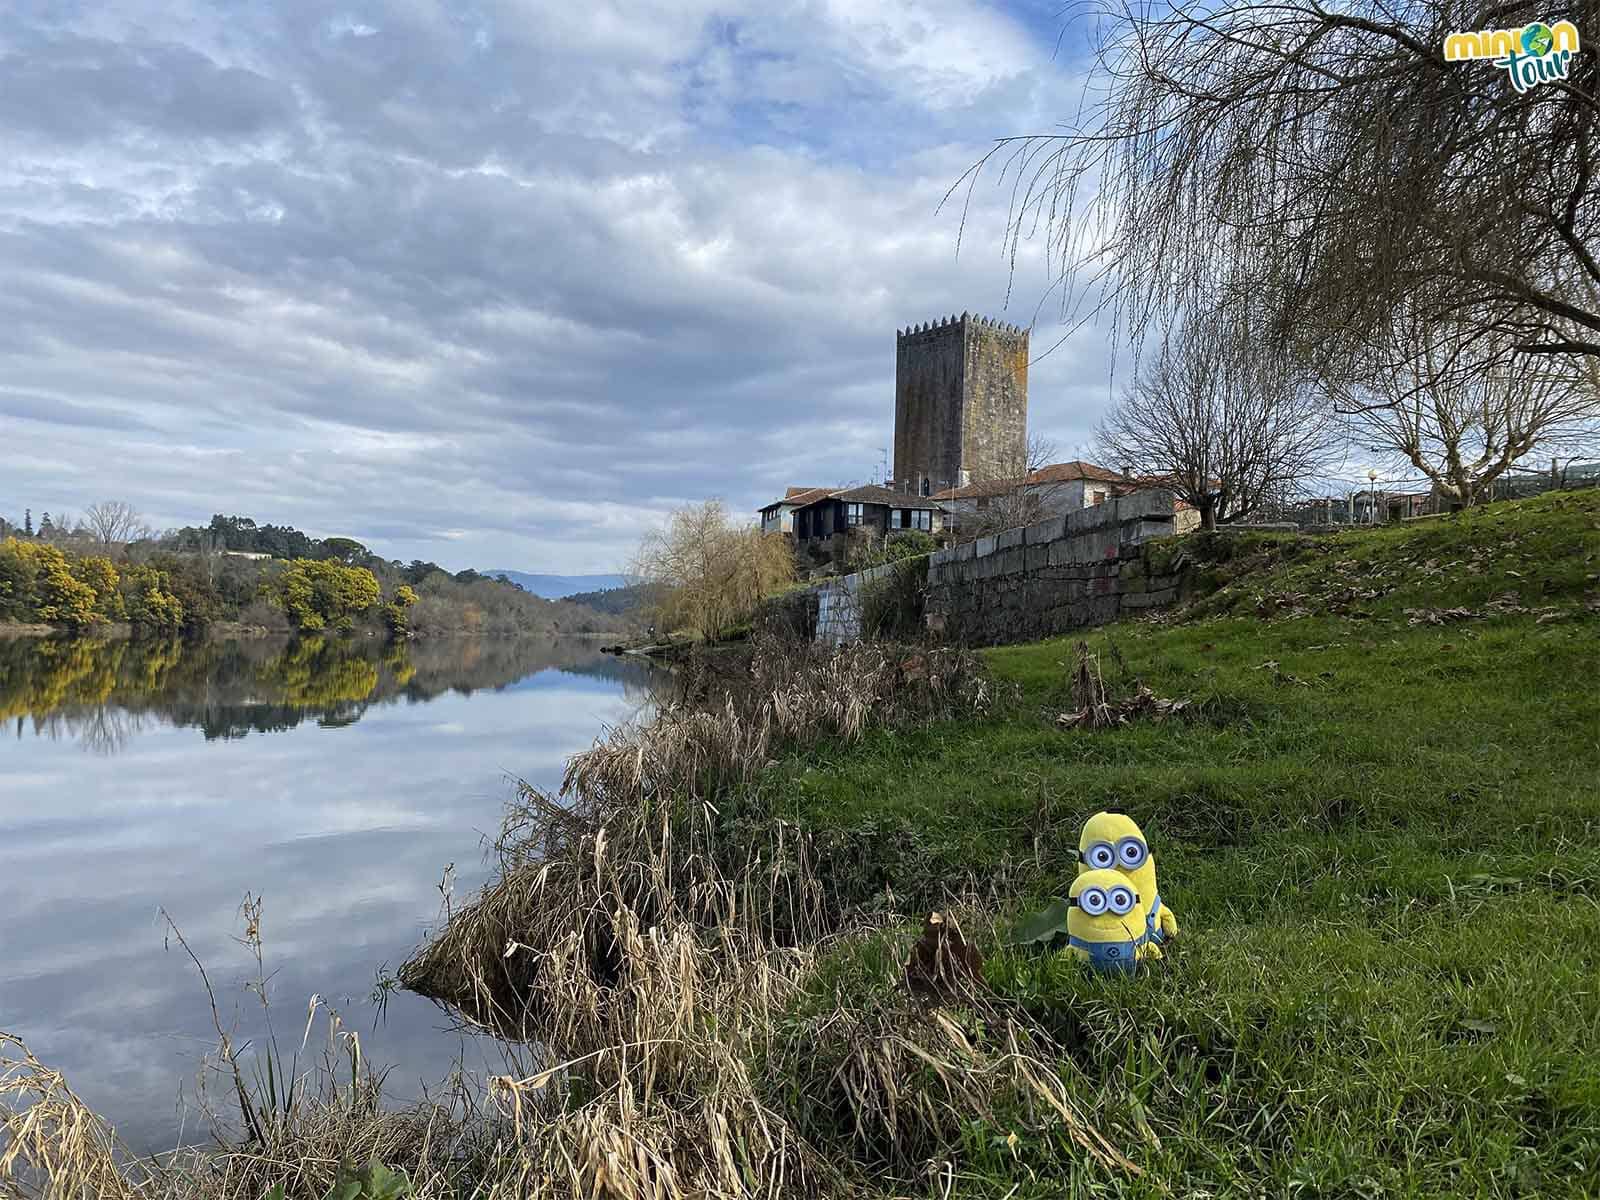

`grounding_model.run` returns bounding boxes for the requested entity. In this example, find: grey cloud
[0,0,1113,572]
[0,33,295,145]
